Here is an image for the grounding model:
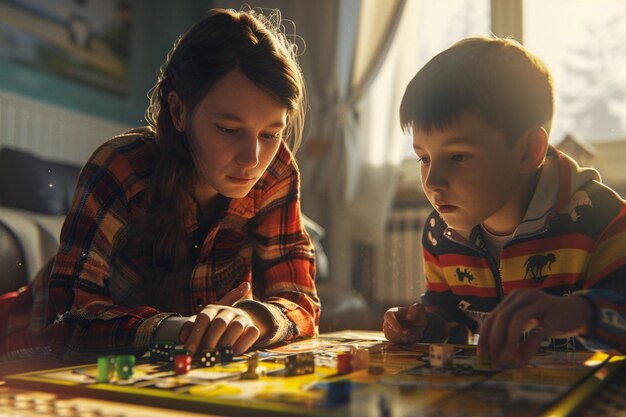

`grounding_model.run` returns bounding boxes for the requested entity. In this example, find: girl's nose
[235,135,260,167]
